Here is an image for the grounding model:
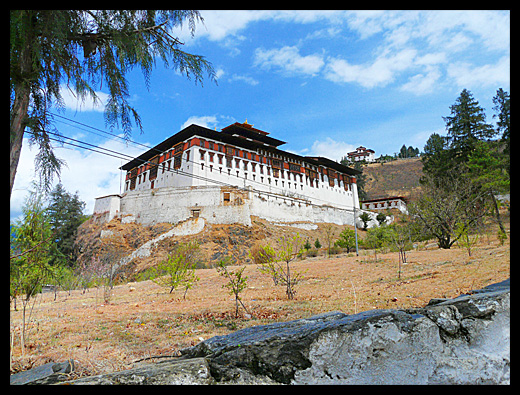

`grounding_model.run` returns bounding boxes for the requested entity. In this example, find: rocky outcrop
[10,360,74,385]
[51,279,510,385]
